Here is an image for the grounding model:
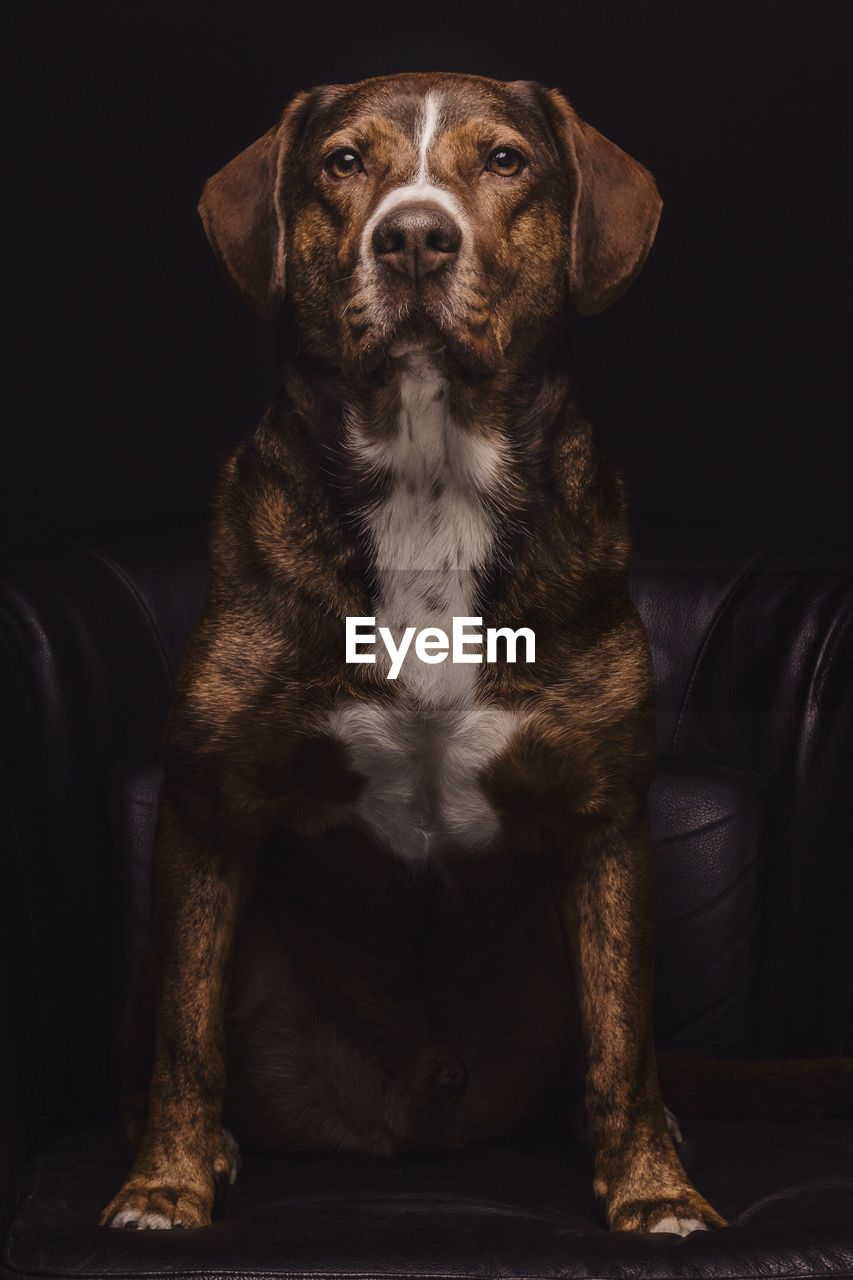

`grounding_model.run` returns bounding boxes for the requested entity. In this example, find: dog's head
[199,73,661,374]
